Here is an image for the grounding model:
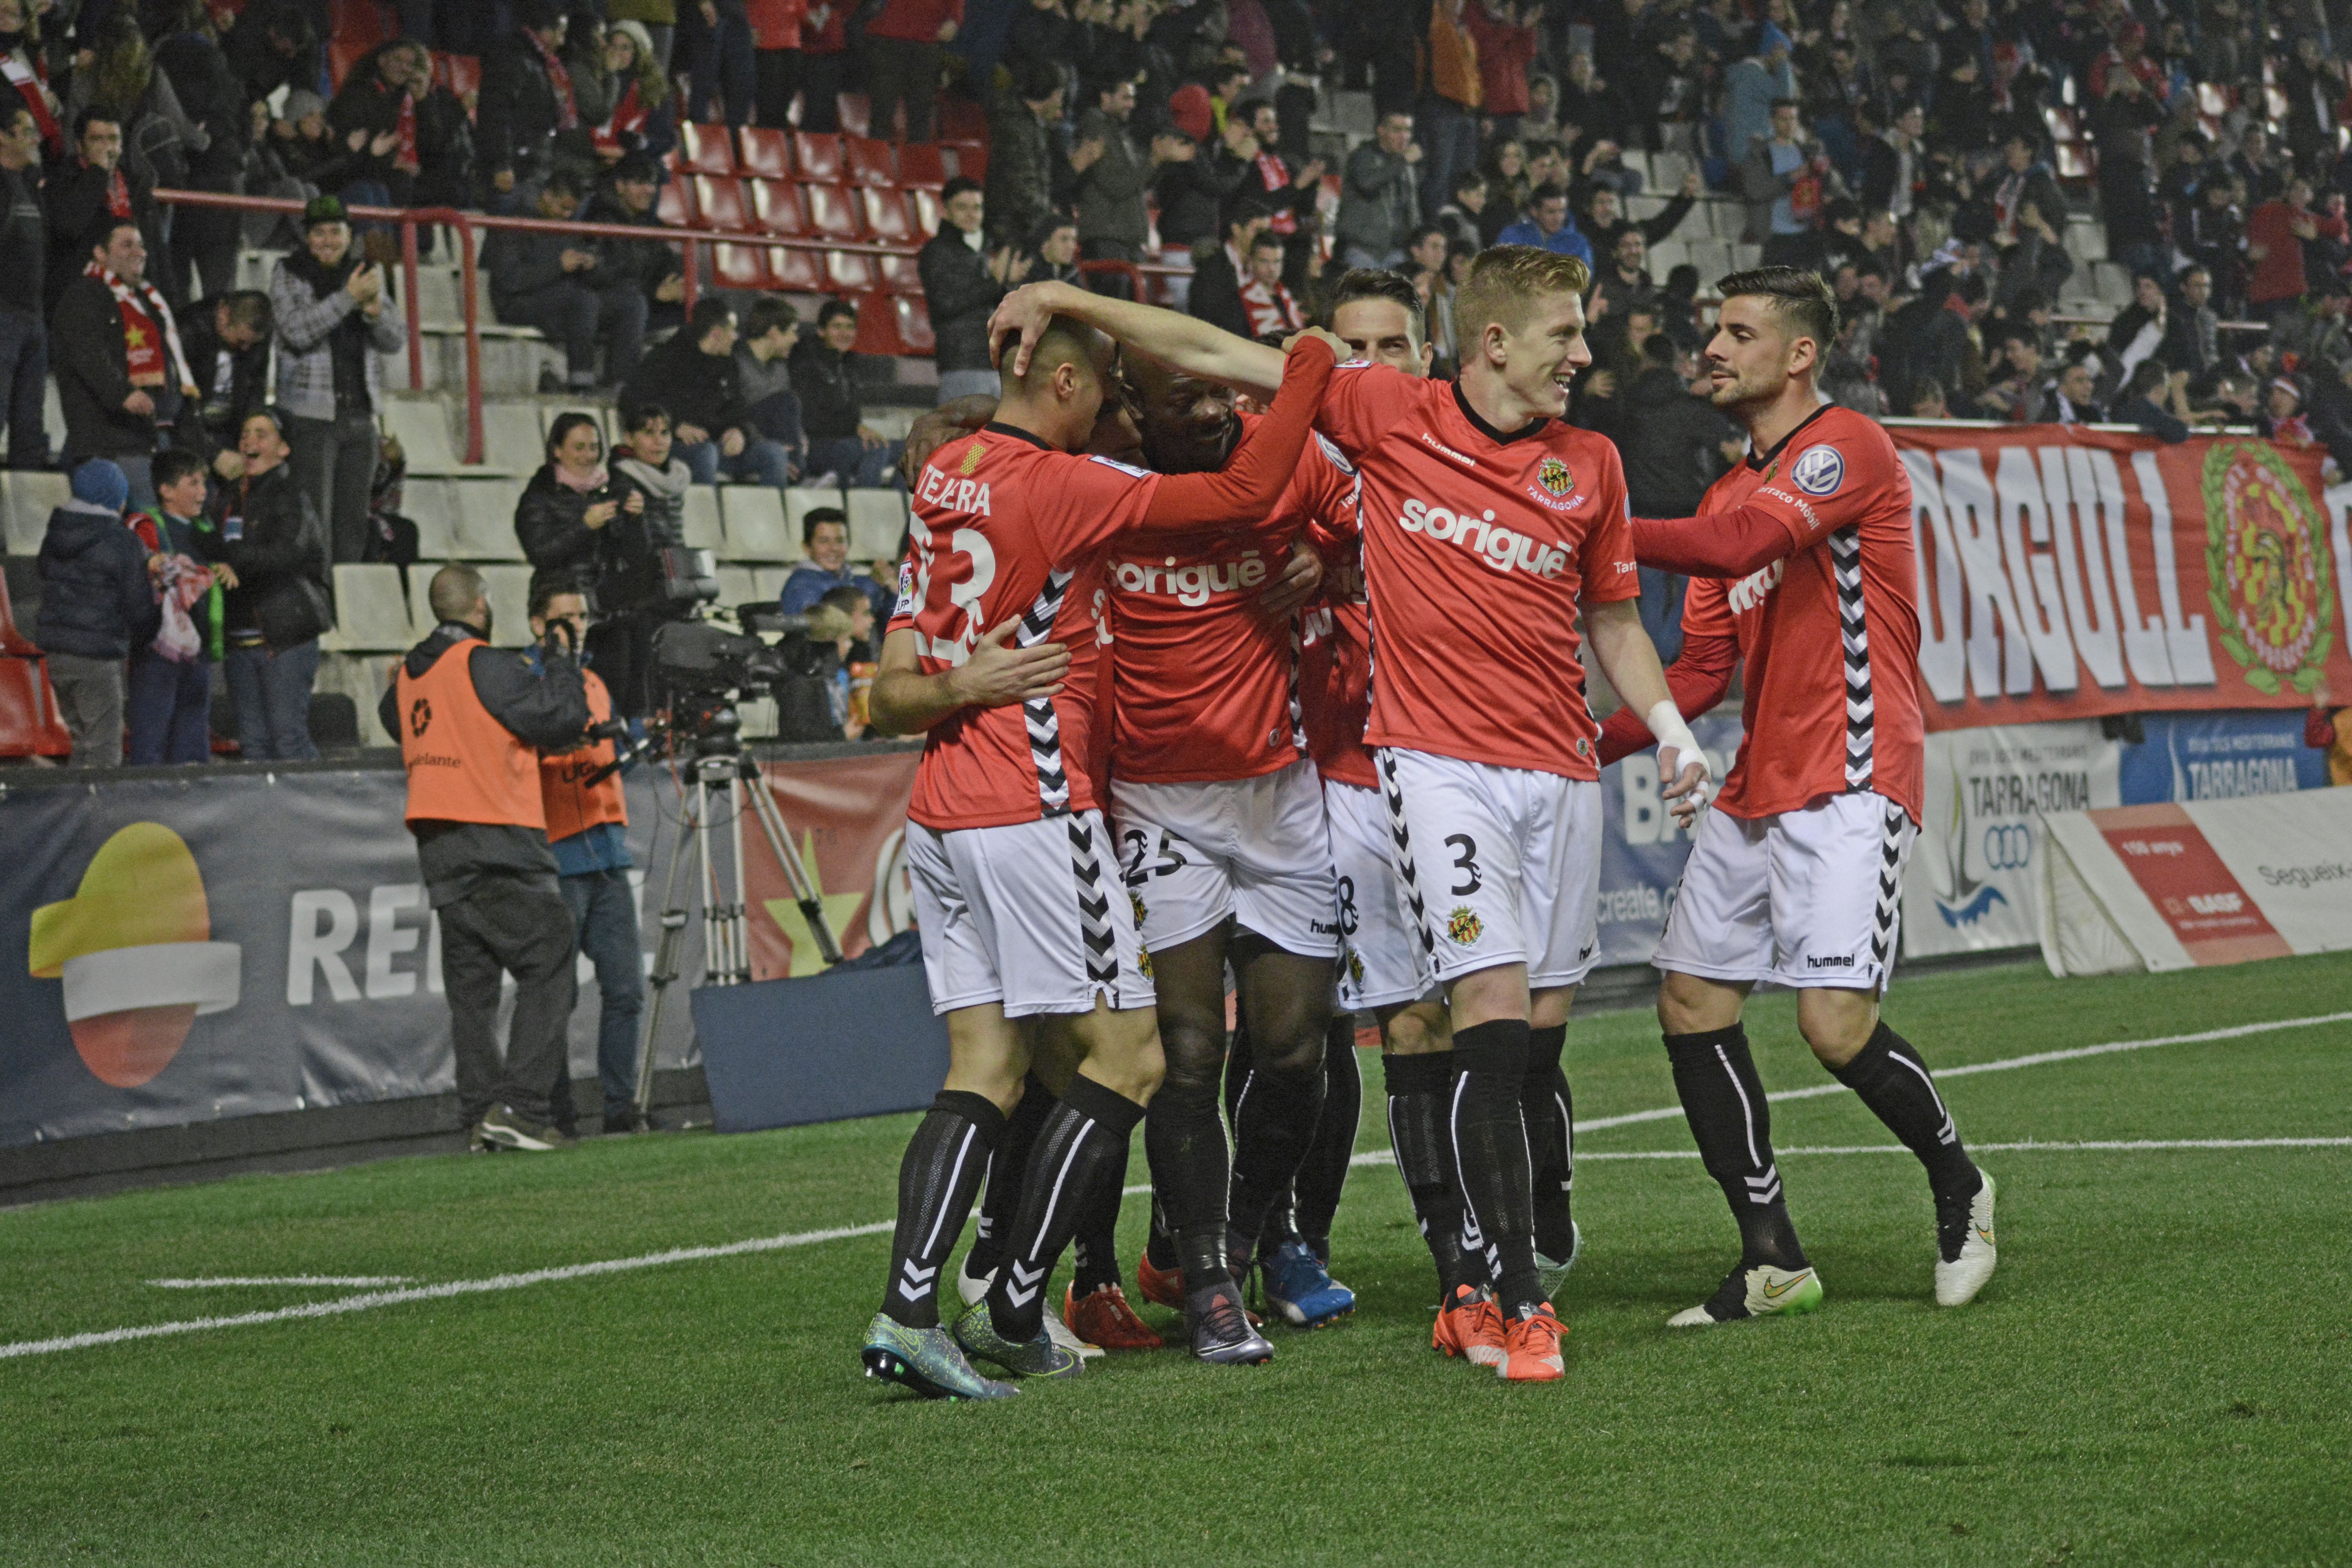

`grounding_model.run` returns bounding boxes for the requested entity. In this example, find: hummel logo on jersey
[1399,498,1572,578]
[915,464,993,515]
[1727,557,1786,614]
[1108,549,1270,604]
[1418,432,1479,468]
